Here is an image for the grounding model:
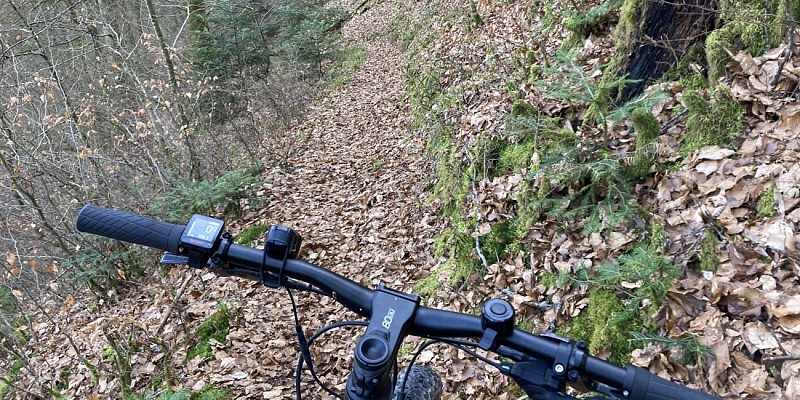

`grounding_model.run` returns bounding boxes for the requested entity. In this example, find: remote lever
[160,253,190,265]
